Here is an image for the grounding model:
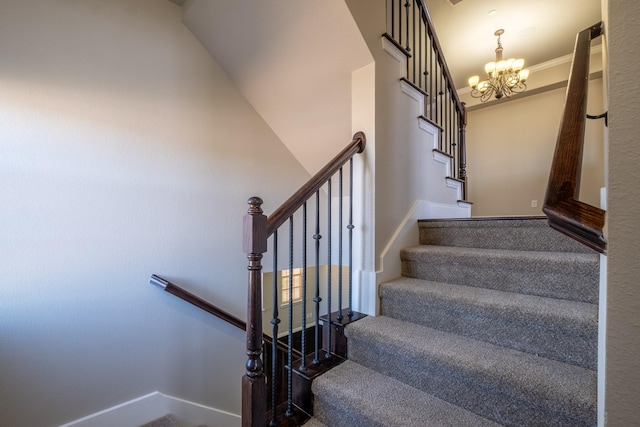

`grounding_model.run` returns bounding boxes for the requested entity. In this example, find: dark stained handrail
[150,274,298,356]
[266,132,366,236]
[543,22,606,253]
